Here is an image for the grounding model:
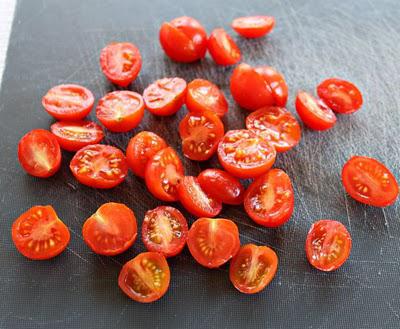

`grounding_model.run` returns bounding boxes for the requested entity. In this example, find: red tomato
[306,220,352,271]
[70,144,128,189]
[143,77,187,116]
[96,91,144,133]
[118,252,170,303]
[295,91,337,131]
[177,176,222,217]
[145,147,184,202]
[18,129,61,178]
[217,129,276,179]
[186,79,228,117]
[208,28,241,66]
[342,156,399,207]
[187,217,240,268]
[42,84,94,120]
[100,42,142,87]
[246,107,301,153]
[50,121,104,152]
[198,169,244,205]
[142,206,188,257]
[244,169,294,227]
[82,203,137,256]
[159,16,207,63]
[231,16,275,38]
[317,78,363,114]
[179,111,224,161]
[126,131,168,178]
[229,244,278,294]
[255,66,288,107]
[12,205,70,260]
